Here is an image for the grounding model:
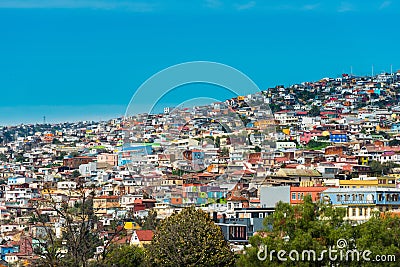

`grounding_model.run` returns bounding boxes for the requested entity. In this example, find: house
[330,131,348,143]
[63,156,95,169]
[321,187,400,223]
[272,168,322,185]
[93,195,120,215]
[290,186,328,204]
[130,230,154,247]
[97,153,118,168]
[217,223,247,244]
